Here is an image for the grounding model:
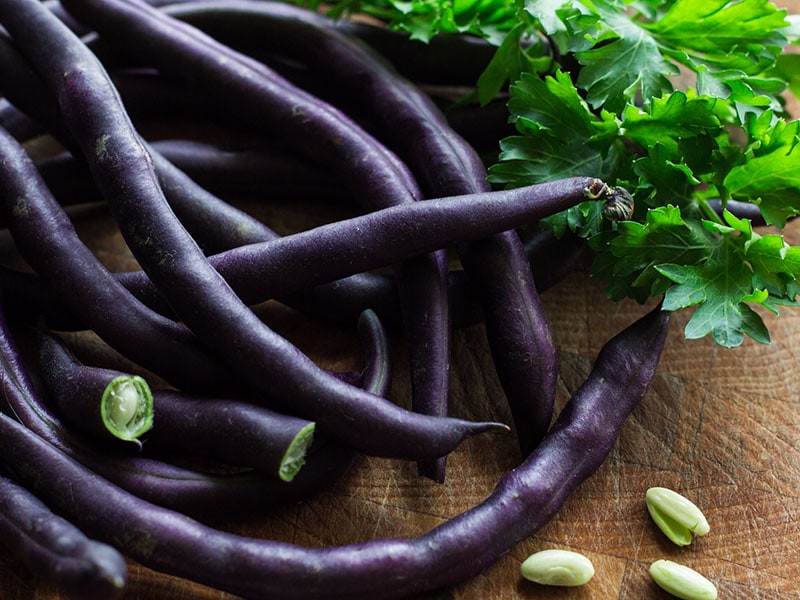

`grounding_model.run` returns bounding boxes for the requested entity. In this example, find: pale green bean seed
[520,549,594,586]
[649,559,717,600]
[646,487,710,546]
